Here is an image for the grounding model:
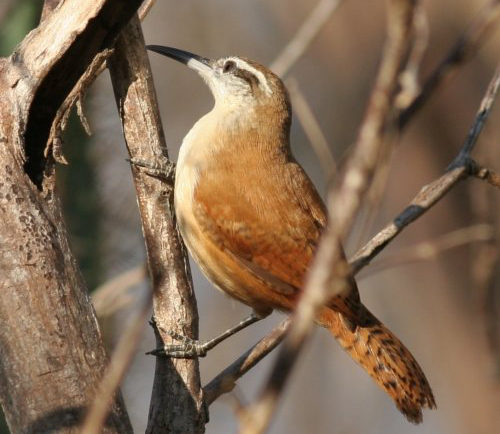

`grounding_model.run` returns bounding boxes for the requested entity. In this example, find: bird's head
[147,46,290,115]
